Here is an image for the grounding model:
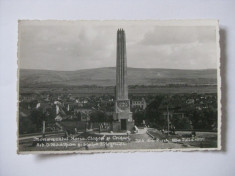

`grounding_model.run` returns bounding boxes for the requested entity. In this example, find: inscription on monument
[117,100,129,110]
